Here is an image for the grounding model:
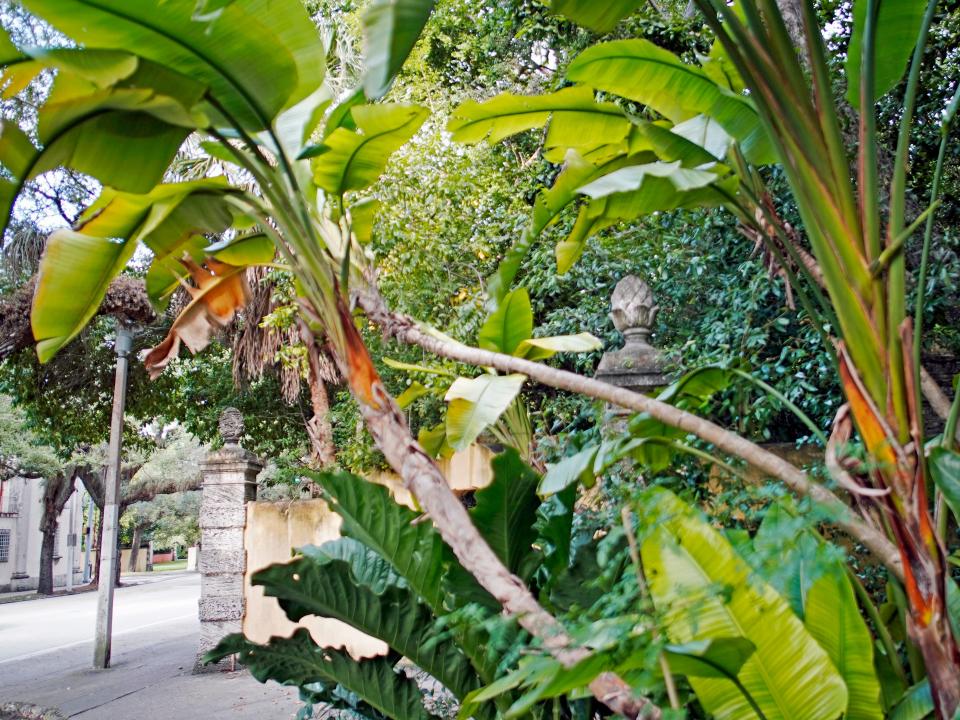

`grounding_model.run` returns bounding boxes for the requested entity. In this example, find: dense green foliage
[4,0,960,717]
